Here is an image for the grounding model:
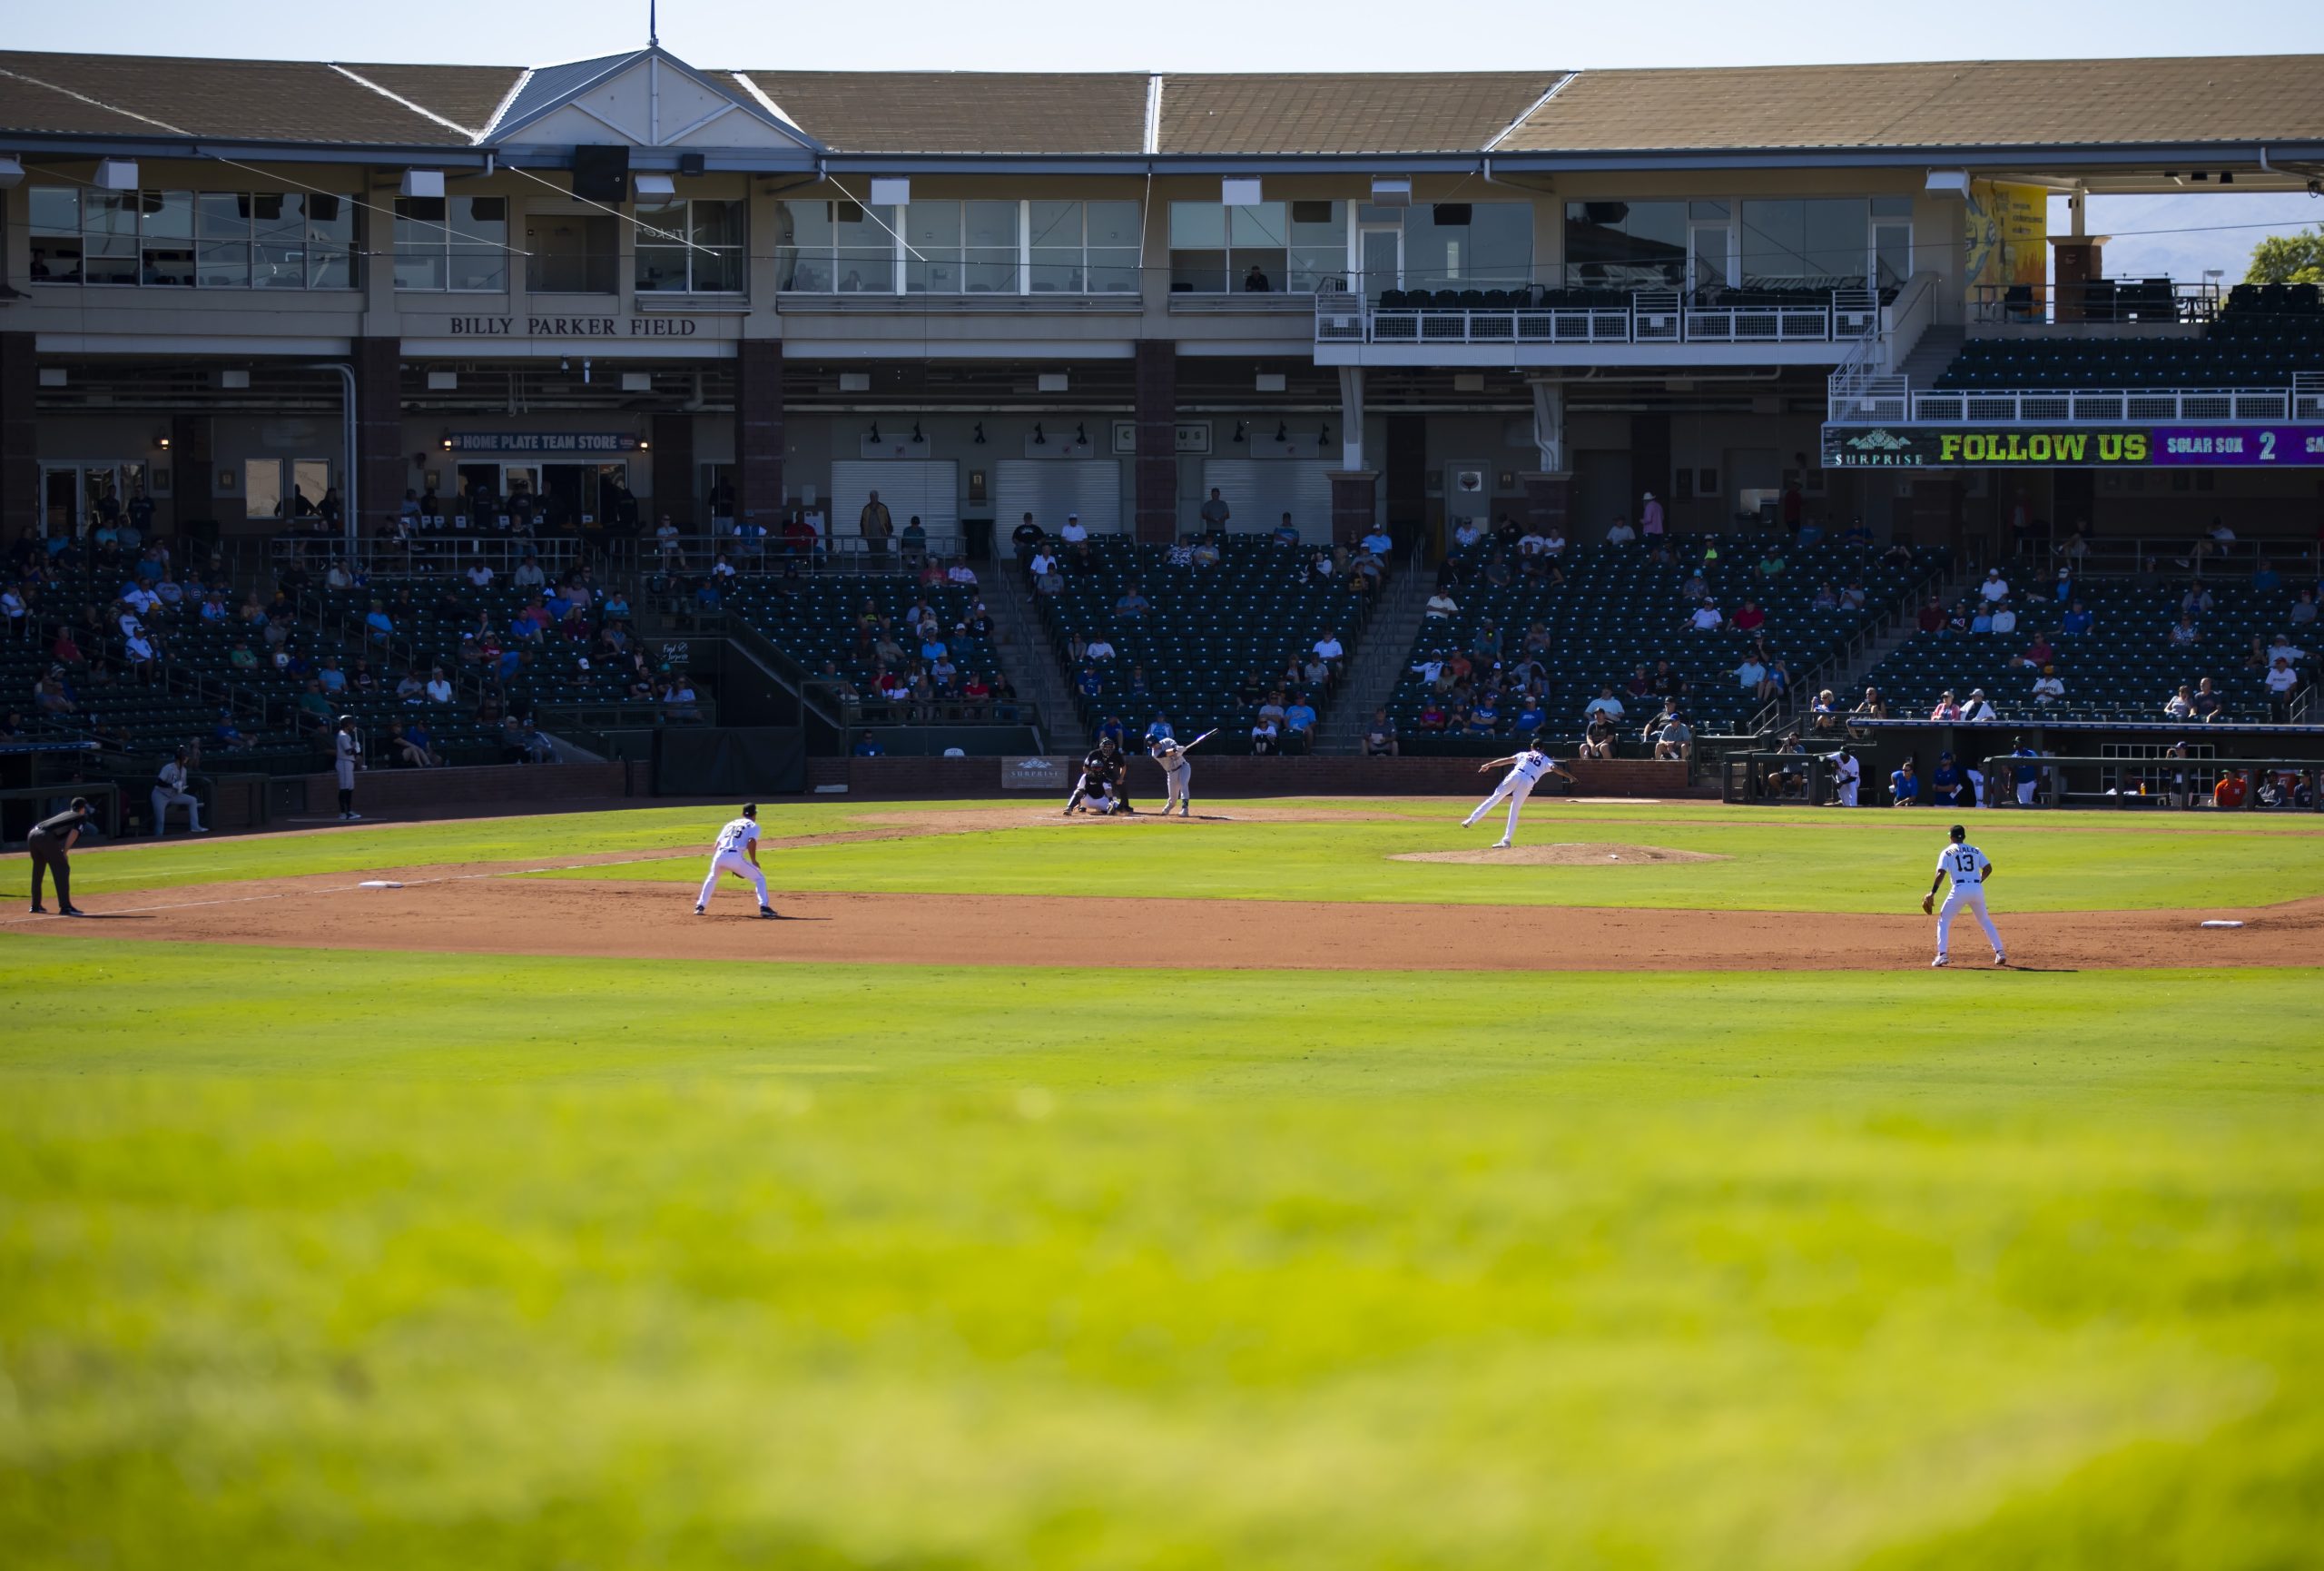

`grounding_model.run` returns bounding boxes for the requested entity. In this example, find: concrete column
[1385,413,1427,549]
[1907,473,1965,550]
[1630,411,1671,522]
[1134,339,1177,543]
[652,412,696,529]
[1327,469,1378,545]
[0,334,34,542]
[1519,470,1573,536]
[1336,367,1365,471]
[2052,239,2105,321]
[352,337,406,544]
[736,338,784,533]
[171,414,214,534]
